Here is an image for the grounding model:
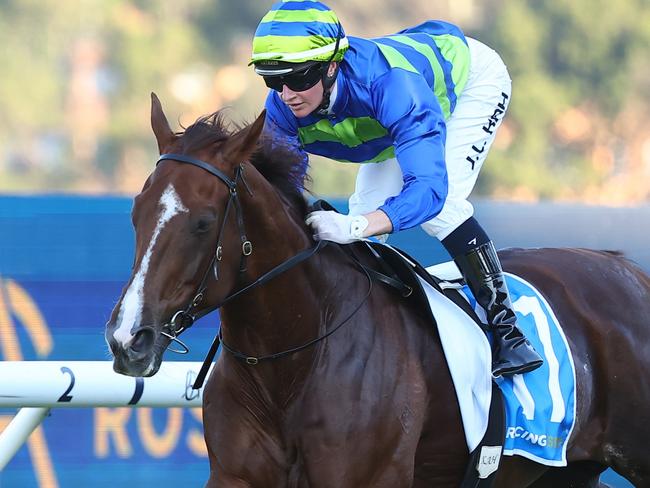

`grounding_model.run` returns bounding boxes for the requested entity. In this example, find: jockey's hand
[305,211,369,244]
